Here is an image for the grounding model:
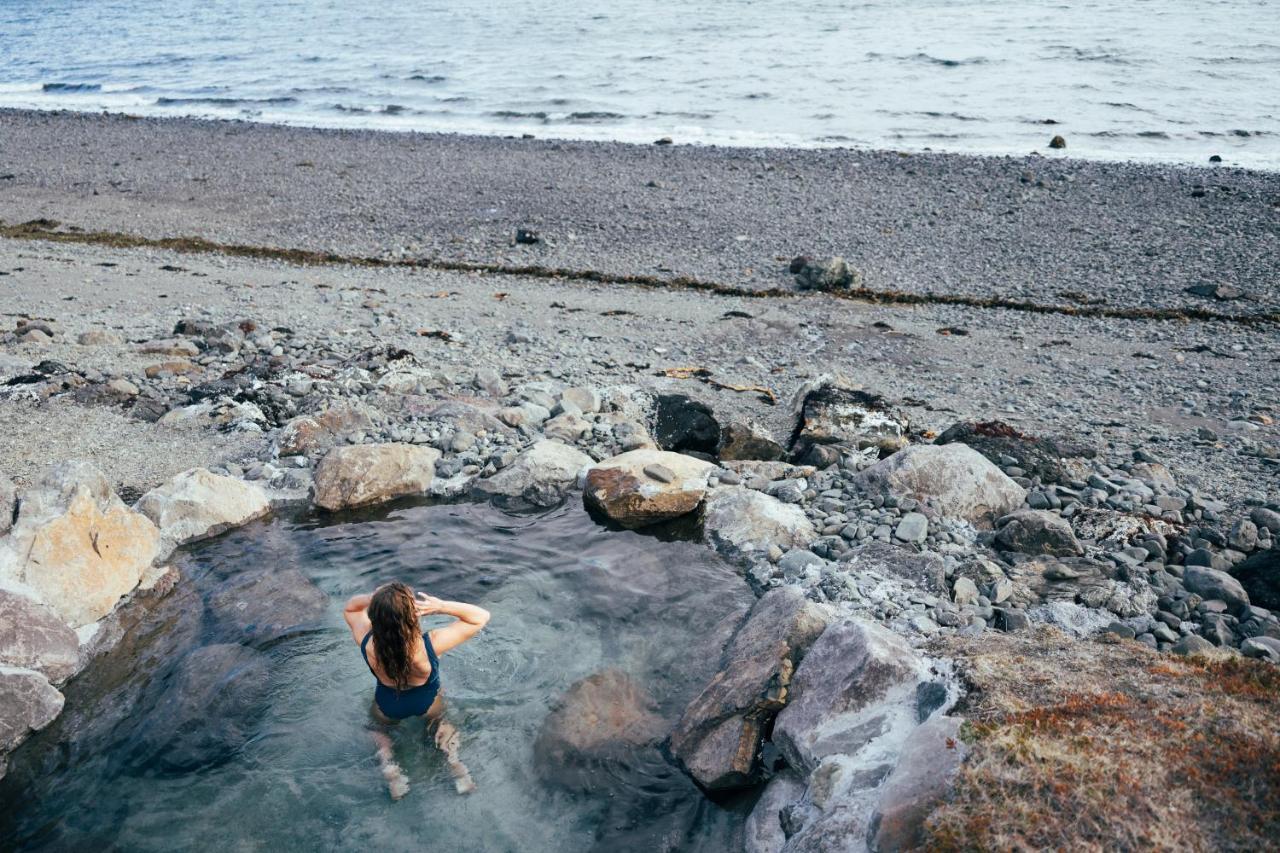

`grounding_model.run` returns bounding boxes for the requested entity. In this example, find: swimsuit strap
[423,630,439,668]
